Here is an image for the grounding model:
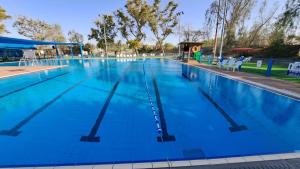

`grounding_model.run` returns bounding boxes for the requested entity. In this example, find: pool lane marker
[0,78,86,136]
[143,62,175,142]
[182,72,247,132]
[152,74,176,142]
[198,88,247,132]
[80,65,132,143]
[0,72,69,99]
